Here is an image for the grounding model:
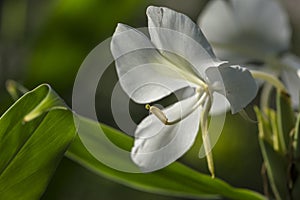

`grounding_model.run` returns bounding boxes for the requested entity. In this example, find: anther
[149,106,168,125]
[145,104,168,125]
[145,104,151,110]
